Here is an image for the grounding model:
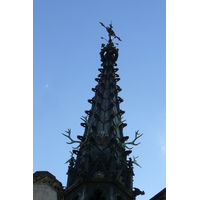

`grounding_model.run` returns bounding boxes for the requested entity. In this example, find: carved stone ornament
[118,176,125,186]
[94,171,105,178]
[97,131,109,145]
[33,171,63,191]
